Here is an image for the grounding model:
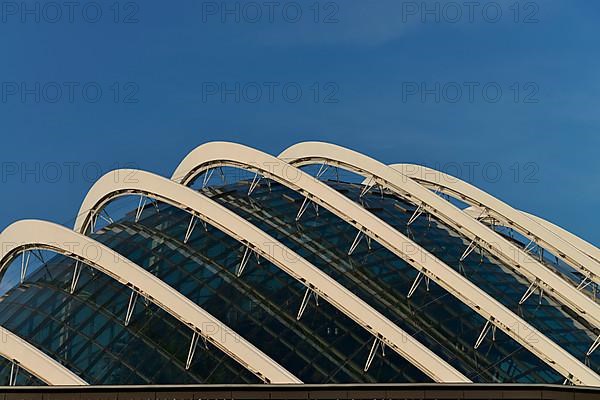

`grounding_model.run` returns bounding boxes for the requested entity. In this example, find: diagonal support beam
[295,196,312,221]
[407,204,424,226]
[9,360,19,386]
[202,168,215,188]
[124,290,139,327]
[20,251,30,284]
[407,270,430,299]
[98,209,114,225]
[296,287,319,321]
[348,229,365,256]
[364,337,386,372]
[587,335,600,357]
[459,238,478,262]
[89,212,99,234]
[186,331,200,370]
[519,280,544,305]
[135,195,148,222]
[578,276,594,292]
[474,319,496,350]
[236,245,253,277]
[360,177,376,198]
[248,172,262,196]
[523,238,536,254]
[184,215,199,244]
[70,261,82,294]
[316,162,329,179]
